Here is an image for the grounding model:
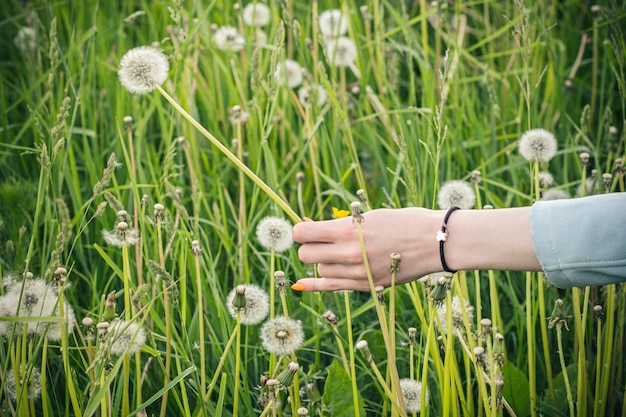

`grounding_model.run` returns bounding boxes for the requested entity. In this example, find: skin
[292,207,542,291]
